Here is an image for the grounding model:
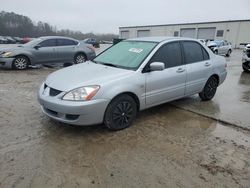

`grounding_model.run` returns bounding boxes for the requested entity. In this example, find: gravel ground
[0,45,249,188]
